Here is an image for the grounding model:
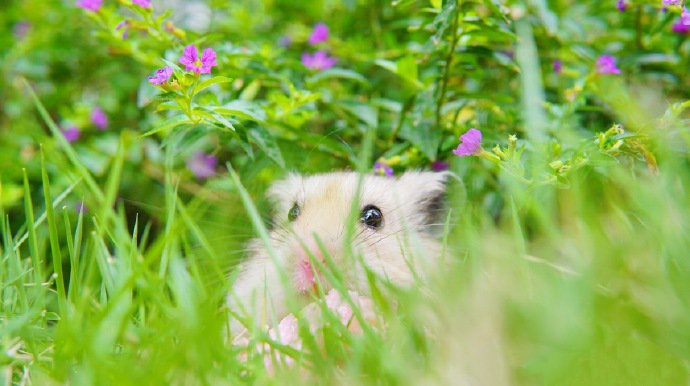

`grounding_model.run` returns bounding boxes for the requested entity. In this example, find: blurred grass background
[2,0,690,384]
